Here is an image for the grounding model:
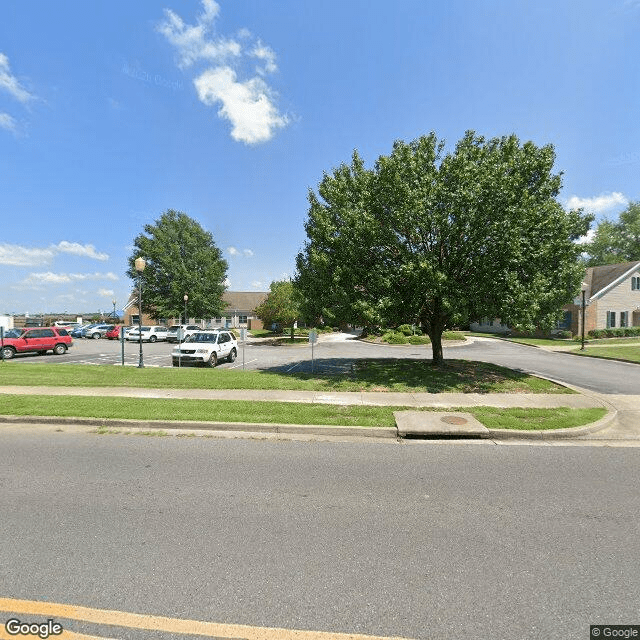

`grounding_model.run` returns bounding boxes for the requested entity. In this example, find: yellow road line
[0,598,414,640]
